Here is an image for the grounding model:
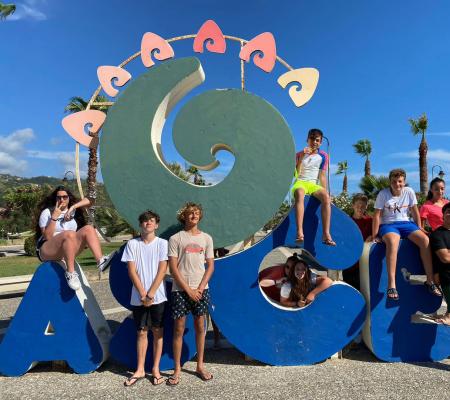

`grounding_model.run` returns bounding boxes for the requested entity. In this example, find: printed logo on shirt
[385,203,408,213]
[185,243,204,254]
